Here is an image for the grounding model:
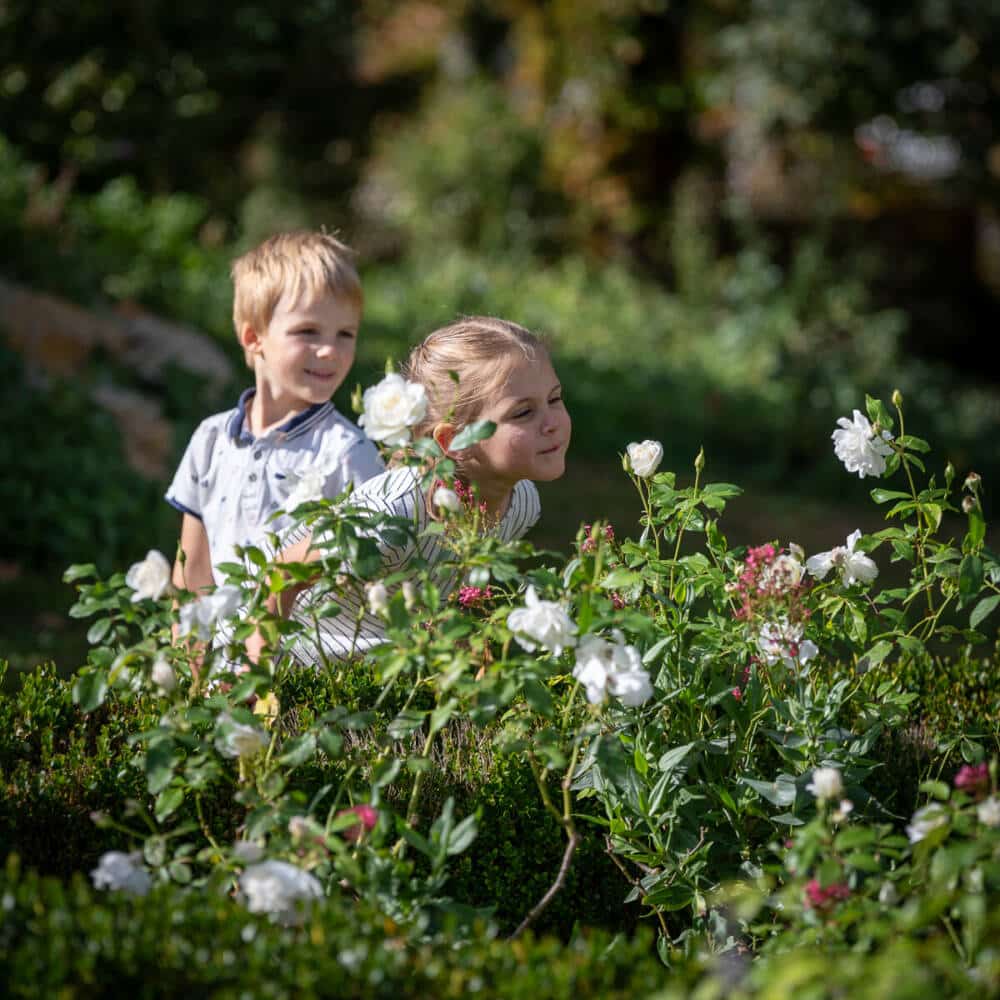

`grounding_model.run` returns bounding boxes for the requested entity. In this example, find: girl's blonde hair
[401,316,549,440]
